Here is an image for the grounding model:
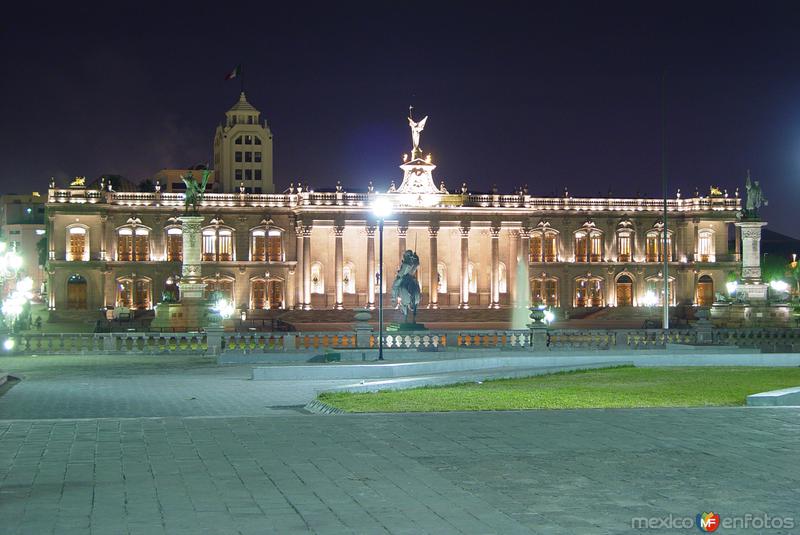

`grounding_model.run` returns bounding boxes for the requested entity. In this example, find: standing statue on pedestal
[182,169,211,213]
[744,170,768,220]
[392,250,421,325]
